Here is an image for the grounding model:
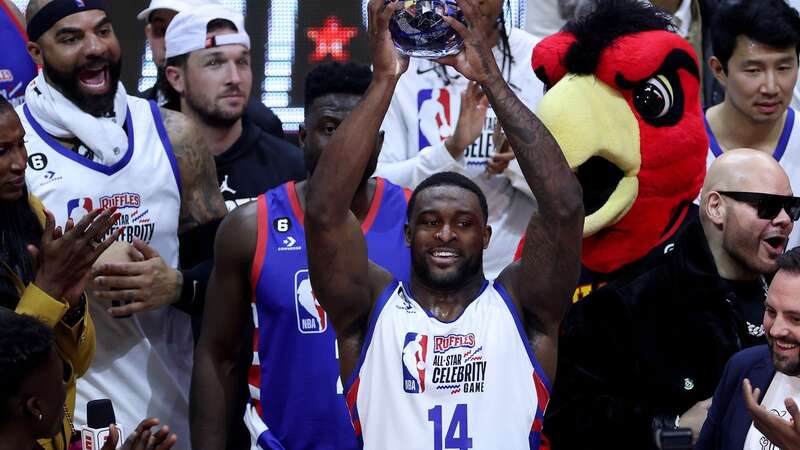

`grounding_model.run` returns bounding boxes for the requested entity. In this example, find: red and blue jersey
[0,2,36,107]
[246,178,411,450]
